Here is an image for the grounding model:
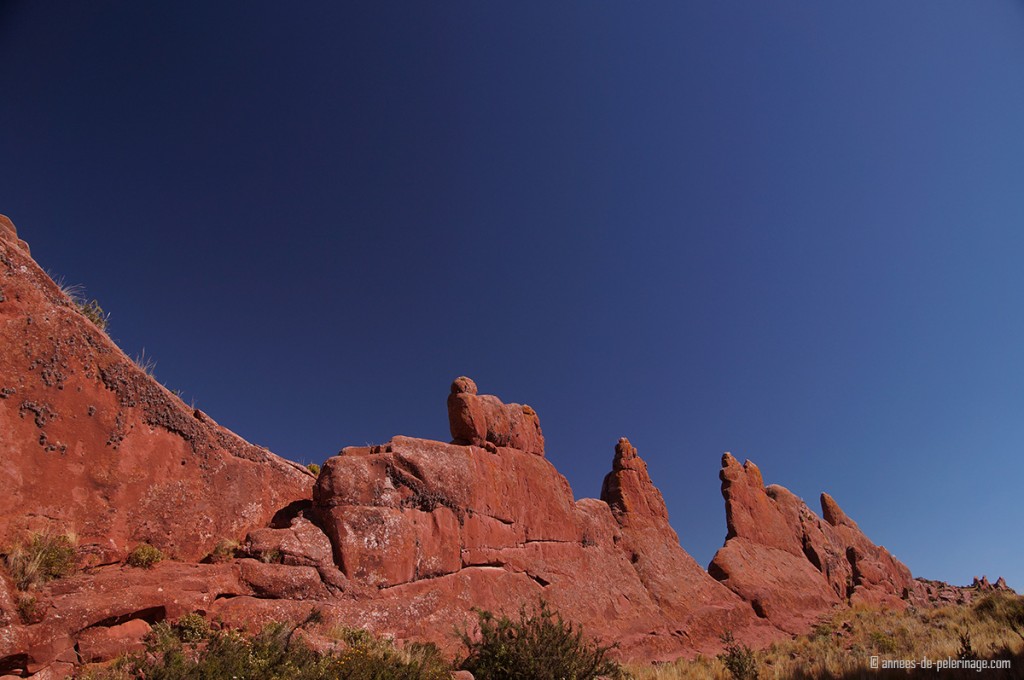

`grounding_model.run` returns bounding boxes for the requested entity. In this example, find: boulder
[447,377,544,455]
[76,618,151,663]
